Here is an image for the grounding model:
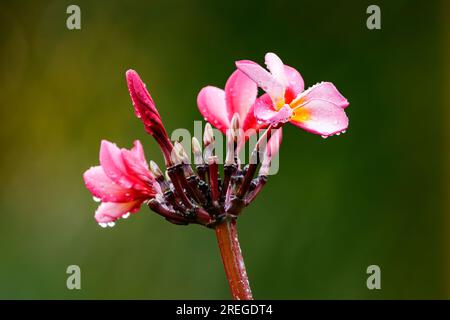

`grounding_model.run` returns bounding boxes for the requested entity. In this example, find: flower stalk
[214,217,253,300]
